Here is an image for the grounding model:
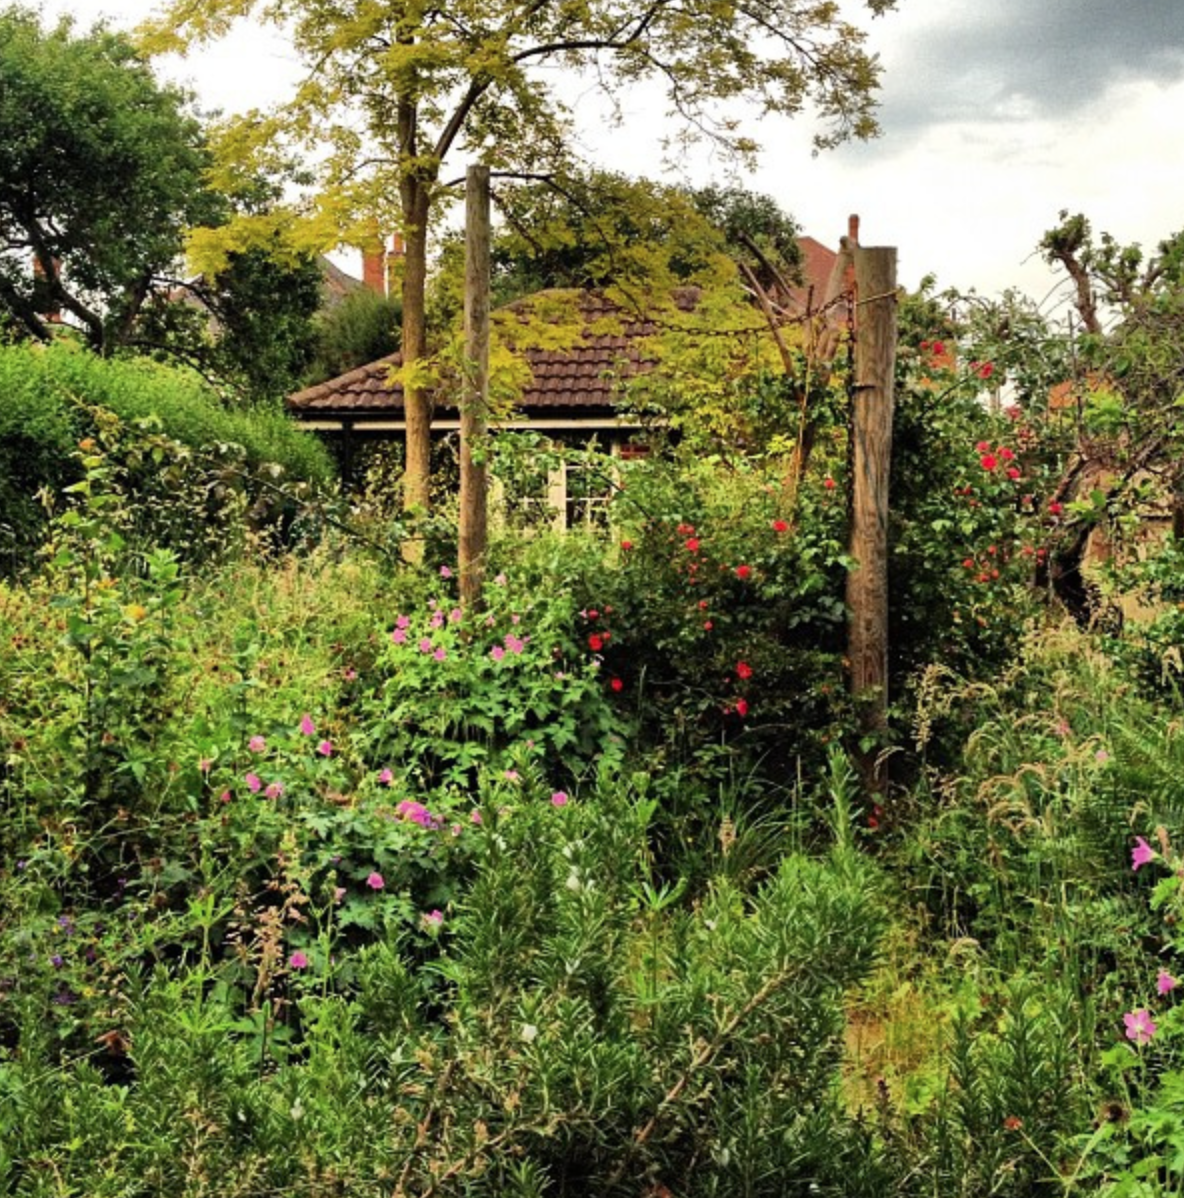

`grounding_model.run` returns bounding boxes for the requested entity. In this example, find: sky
[43,0,1184,309]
